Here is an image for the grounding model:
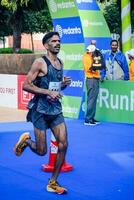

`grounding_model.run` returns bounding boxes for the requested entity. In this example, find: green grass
[0,48,33,54]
